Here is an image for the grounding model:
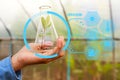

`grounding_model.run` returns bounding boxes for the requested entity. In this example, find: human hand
[11,36,65,71]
